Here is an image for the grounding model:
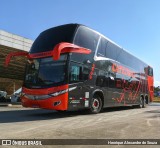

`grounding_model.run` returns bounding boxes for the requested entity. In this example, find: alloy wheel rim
[92,98,99,110]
